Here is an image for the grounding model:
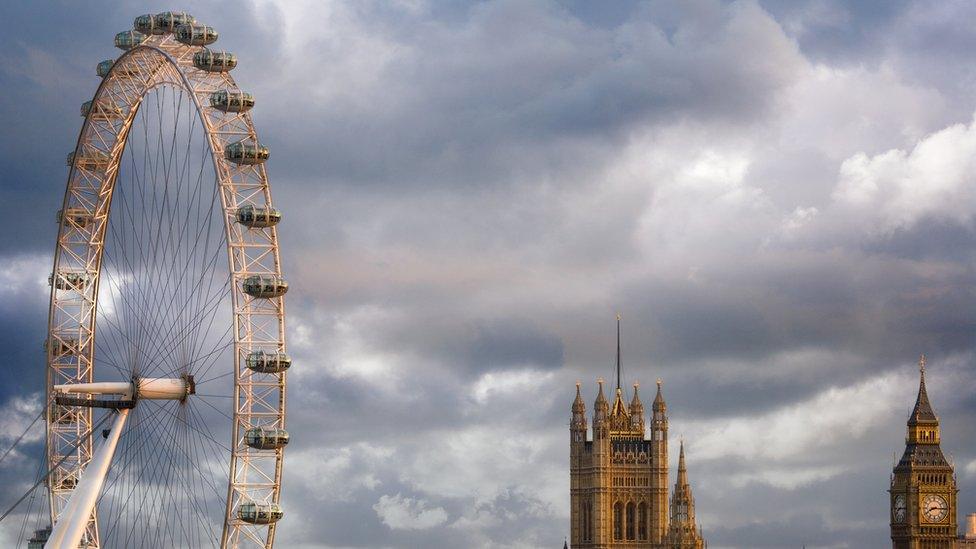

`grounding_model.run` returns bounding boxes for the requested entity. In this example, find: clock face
[921,494,948,523]
[893,494,906,522]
